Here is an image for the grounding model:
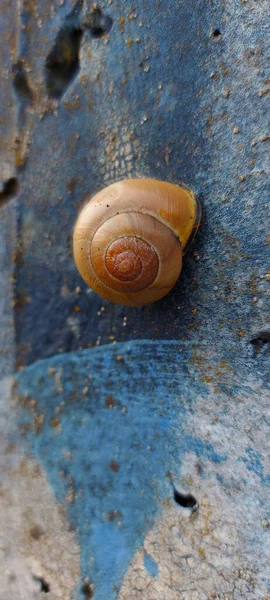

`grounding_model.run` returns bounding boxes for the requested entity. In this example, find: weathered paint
[0,378,80,599]
[11,0,270,366]
[15,340,270,599]
[0,0,269,598]
[143,553,159,579]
